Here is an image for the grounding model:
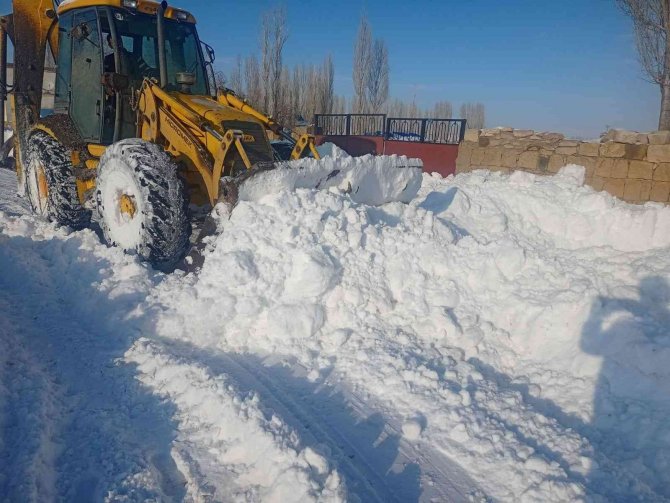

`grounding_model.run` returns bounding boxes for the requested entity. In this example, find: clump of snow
[239,153,423,207]
[315,142,348,160]
[401,417,425,440]
[442,167,670,251]
[556,163,587,185]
